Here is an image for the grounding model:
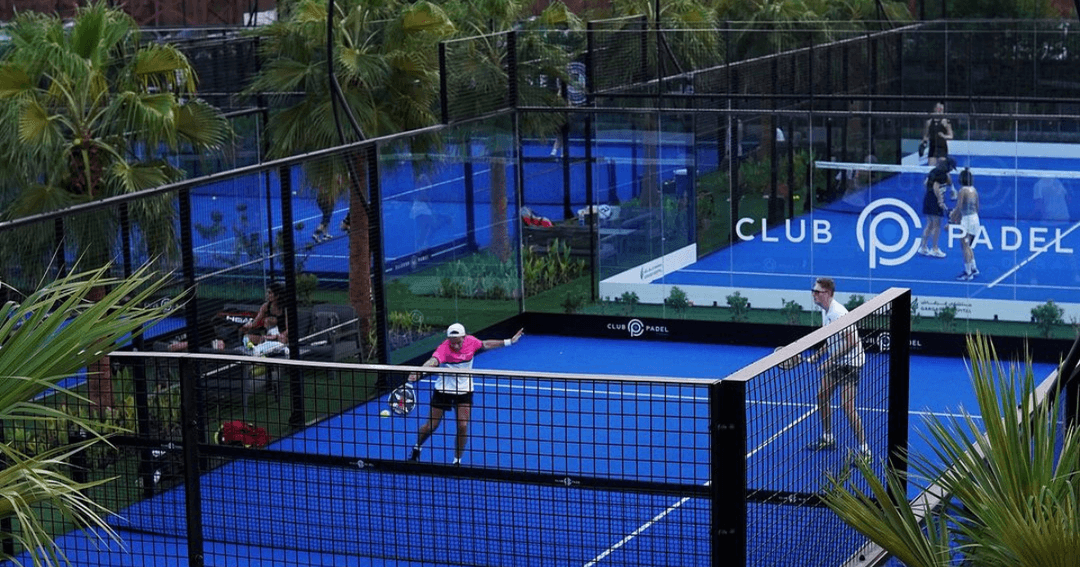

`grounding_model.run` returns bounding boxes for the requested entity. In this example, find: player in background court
[919,157,957,258]
[921,102,954,167]
[954,168,981,281]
